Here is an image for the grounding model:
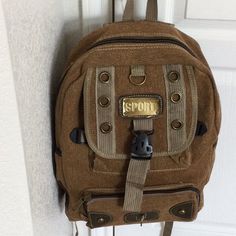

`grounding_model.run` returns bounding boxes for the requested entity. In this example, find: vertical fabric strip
[123,159,150,212]
[133,119,153,131]
[96,67,116,155]
[131,65,145,77]
[186,66,198,138]
[163,65,187,152]
[123,119,153,212]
